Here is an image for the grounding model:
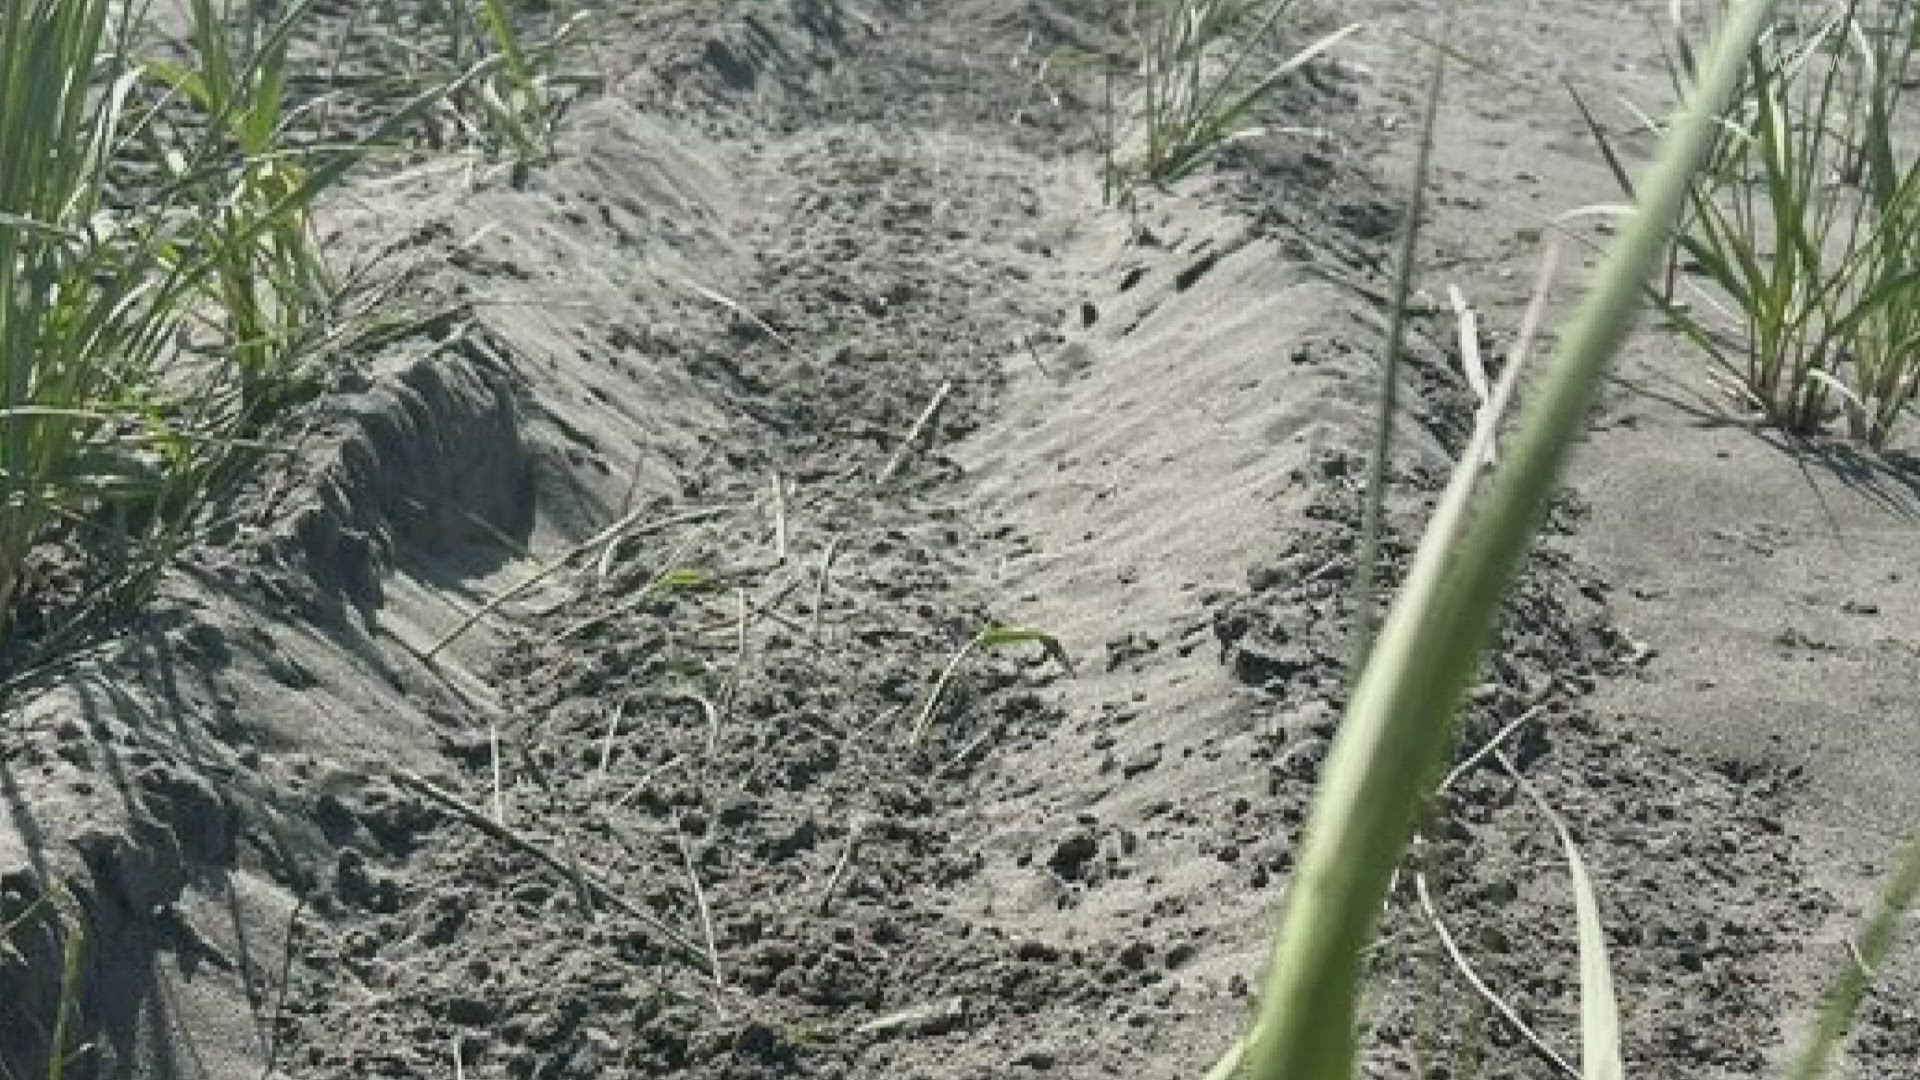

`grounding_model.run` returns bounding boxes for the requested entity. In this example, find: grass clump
[469,0,595,170]
[1576,0,1920,448]
[1107,0,1358,199]
[376,0,598,175]
[0,0,467,670]
[140,0,342,419]
[0,0,205,648]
